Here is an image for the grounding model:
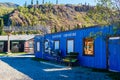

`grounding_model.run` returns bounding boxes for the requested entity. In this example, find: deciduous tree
[88,0,120,25]
[88,0,120,39]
